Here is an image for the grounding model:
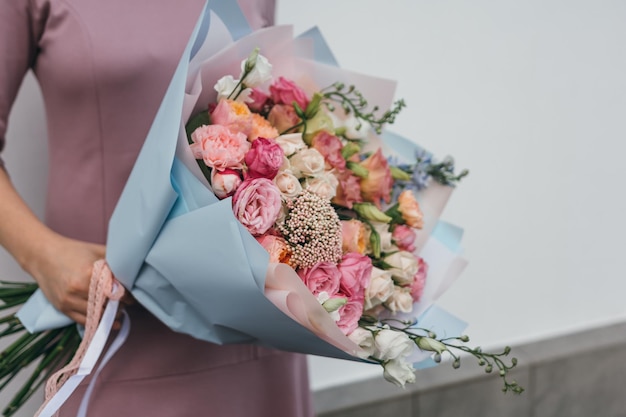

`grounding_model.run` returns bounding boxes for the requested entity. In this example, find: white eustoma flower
[348,327,376,359]
[383,251,419,286]
[365,267,395,309]
[374,329,413,361]
[383,357,416,387]
[241,52,272,87]
[370,221,394,252]
[384,286,414,314]
[214,75,239,101]
[328,111,371,140]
